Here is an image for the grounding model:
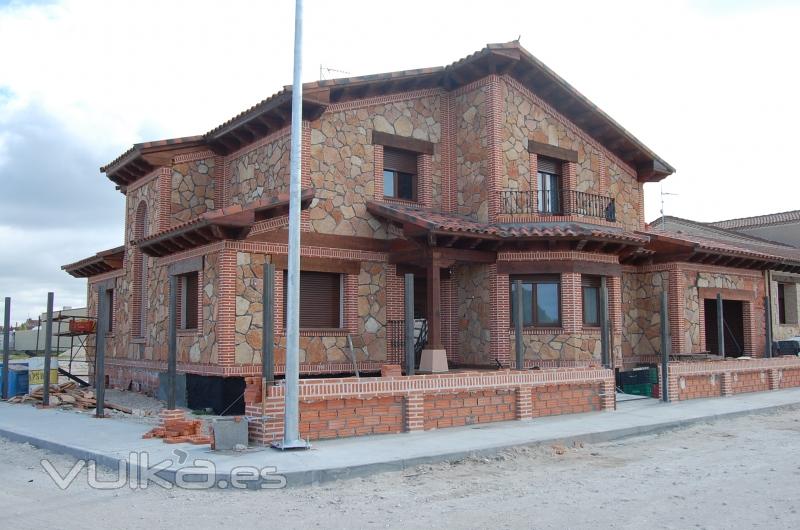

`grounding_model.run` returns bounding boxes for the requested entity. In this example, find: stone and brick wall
[227,129,291,209]
[246,368,615,444]
[171,151,217,223]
